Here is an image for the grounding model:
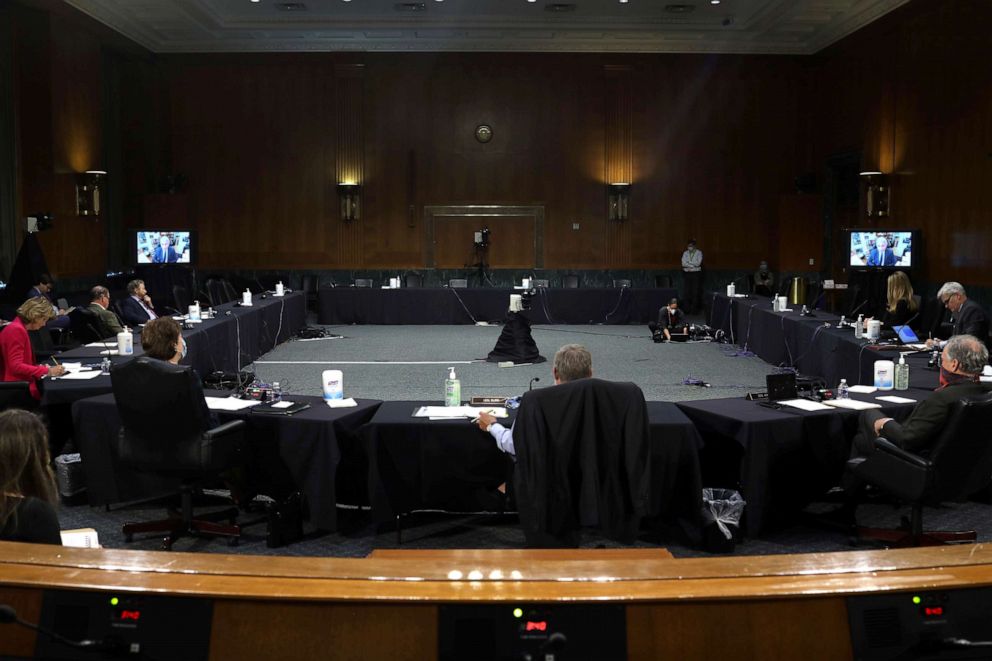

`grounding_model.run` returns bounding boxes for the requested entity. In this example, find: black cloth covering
[512,378,651,547]
[487,312,546,364]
